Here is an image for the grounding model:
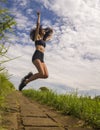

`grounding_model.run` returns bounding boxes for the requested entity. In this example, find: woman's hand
[37,11,40,16]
